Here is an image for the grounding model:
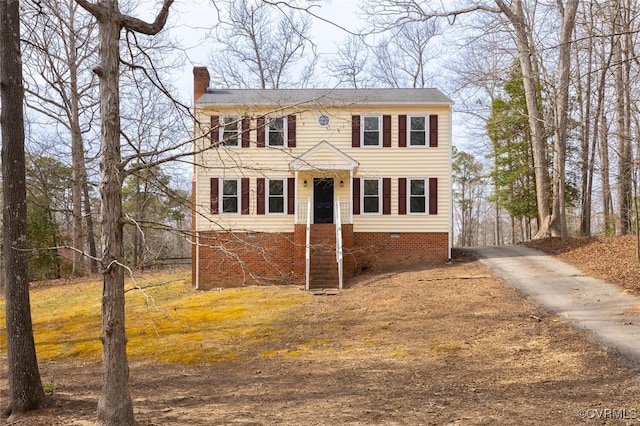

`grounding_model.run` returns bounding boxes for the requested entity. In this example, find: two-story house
[191,67,453,290]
